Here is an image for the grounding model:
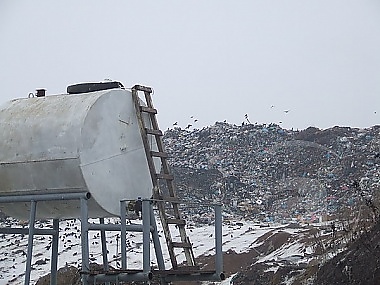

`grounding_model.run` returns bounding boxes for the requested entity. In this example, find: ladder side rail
[143,90,196,267]
[143,91,177,198]
[140,93,186,219]
[136,88,197,268]
[131,89,179,268]
[131,89,159,188]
